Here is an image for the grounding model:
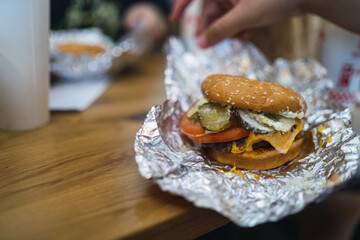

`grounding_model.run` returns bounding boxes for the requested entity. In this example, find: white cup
[180,0,203,38]
[0,0,50,131]
[320,21,360,107]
